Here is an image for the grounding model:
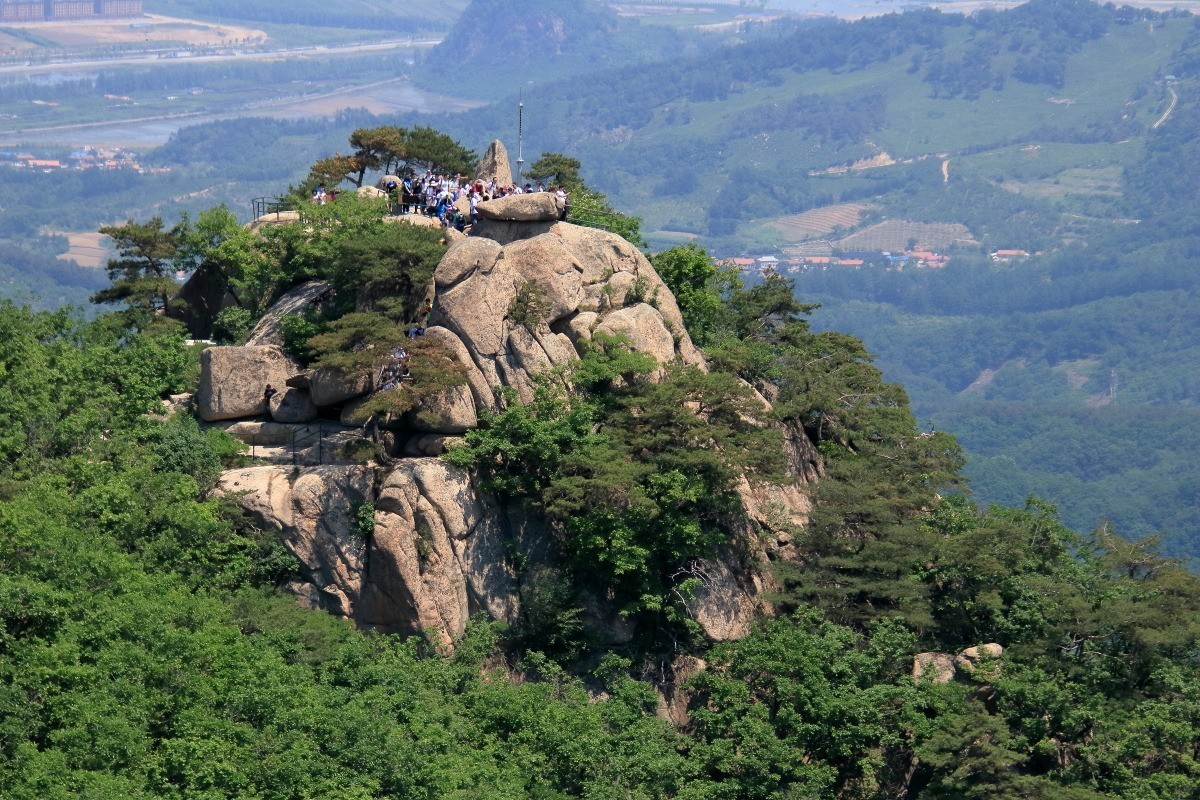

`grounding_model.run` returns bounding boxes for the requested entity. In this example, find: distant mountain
[415,0,688,100]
